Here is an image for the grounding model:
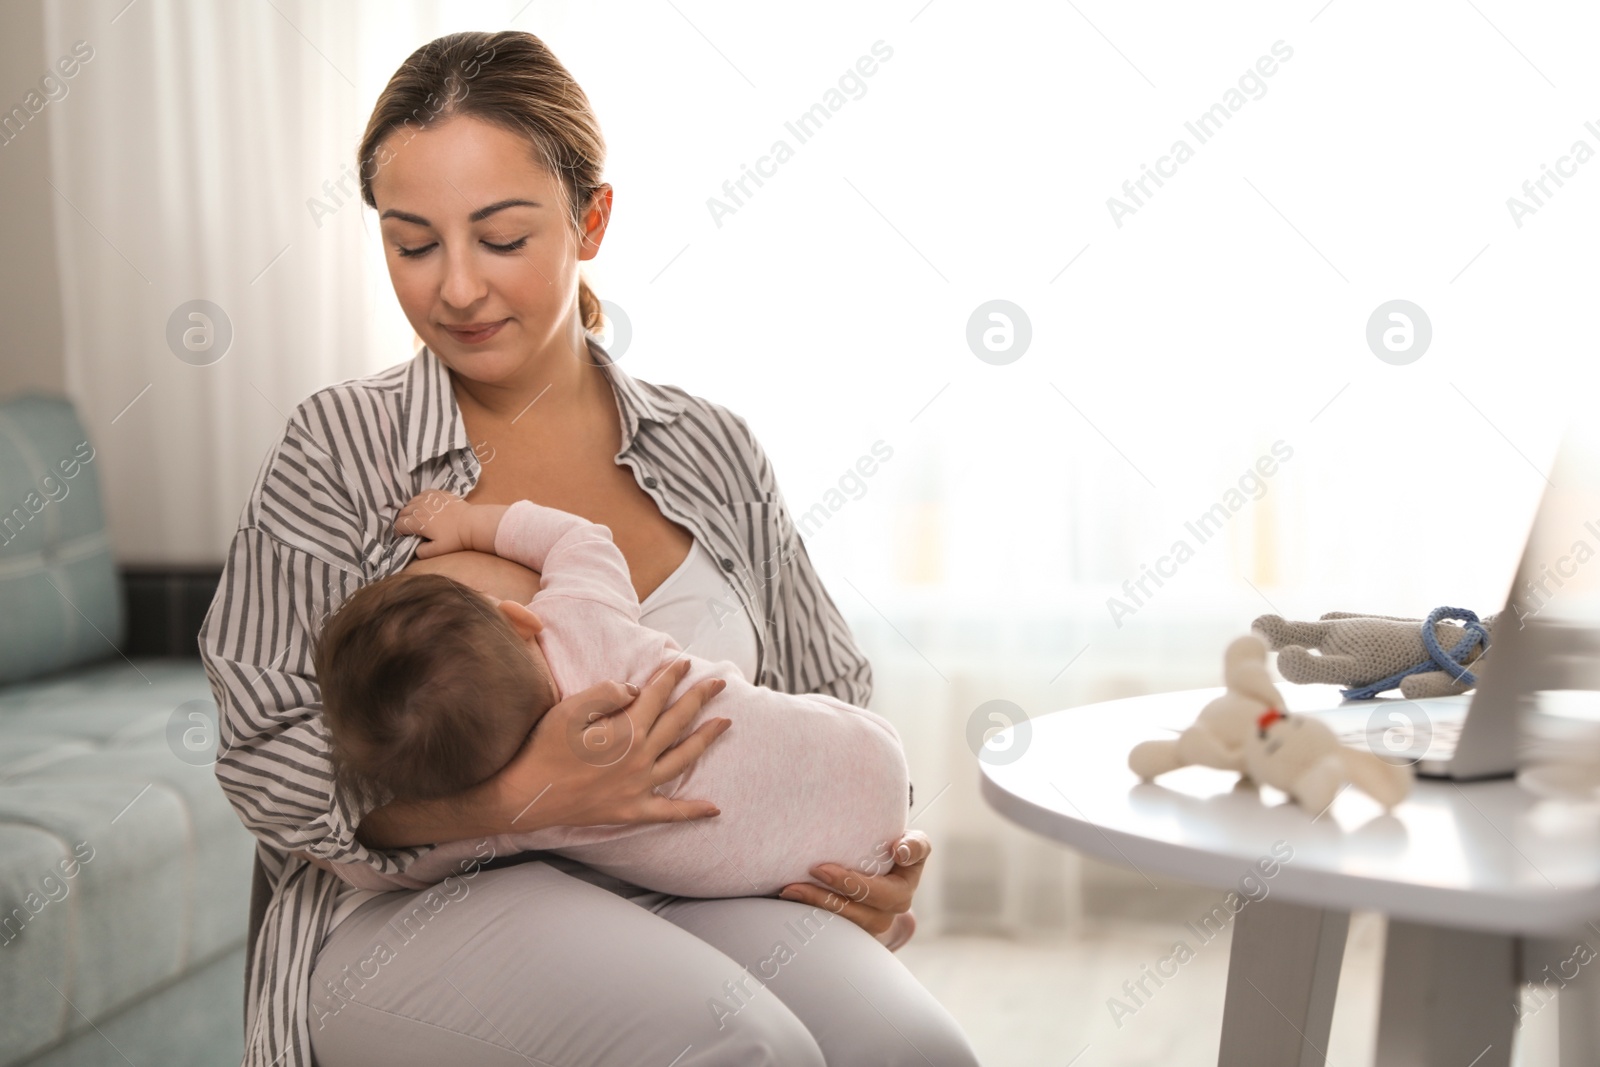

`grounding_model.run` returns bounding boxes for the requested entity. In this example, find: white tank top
[638,539,761,682]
